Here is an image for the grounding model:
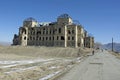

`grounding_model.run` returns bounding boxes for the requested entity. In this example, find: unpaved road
[57,50,120,80]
